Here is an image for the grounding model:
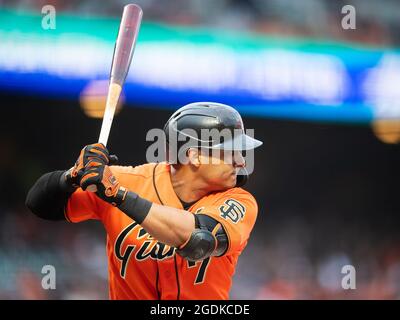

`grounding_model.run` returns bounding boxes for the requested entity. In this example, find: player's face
[198,149,245,190]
